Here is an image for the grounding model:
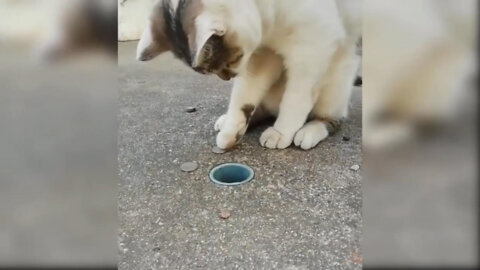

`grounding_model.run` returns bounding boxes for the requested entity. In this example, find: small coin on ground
[350,164,360,172]
[185,107,197,113]
[220,210,231,219]
[212,146,226,154]
[342,135,351,141]
[354,76,362,87]
[180,161,199,172]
